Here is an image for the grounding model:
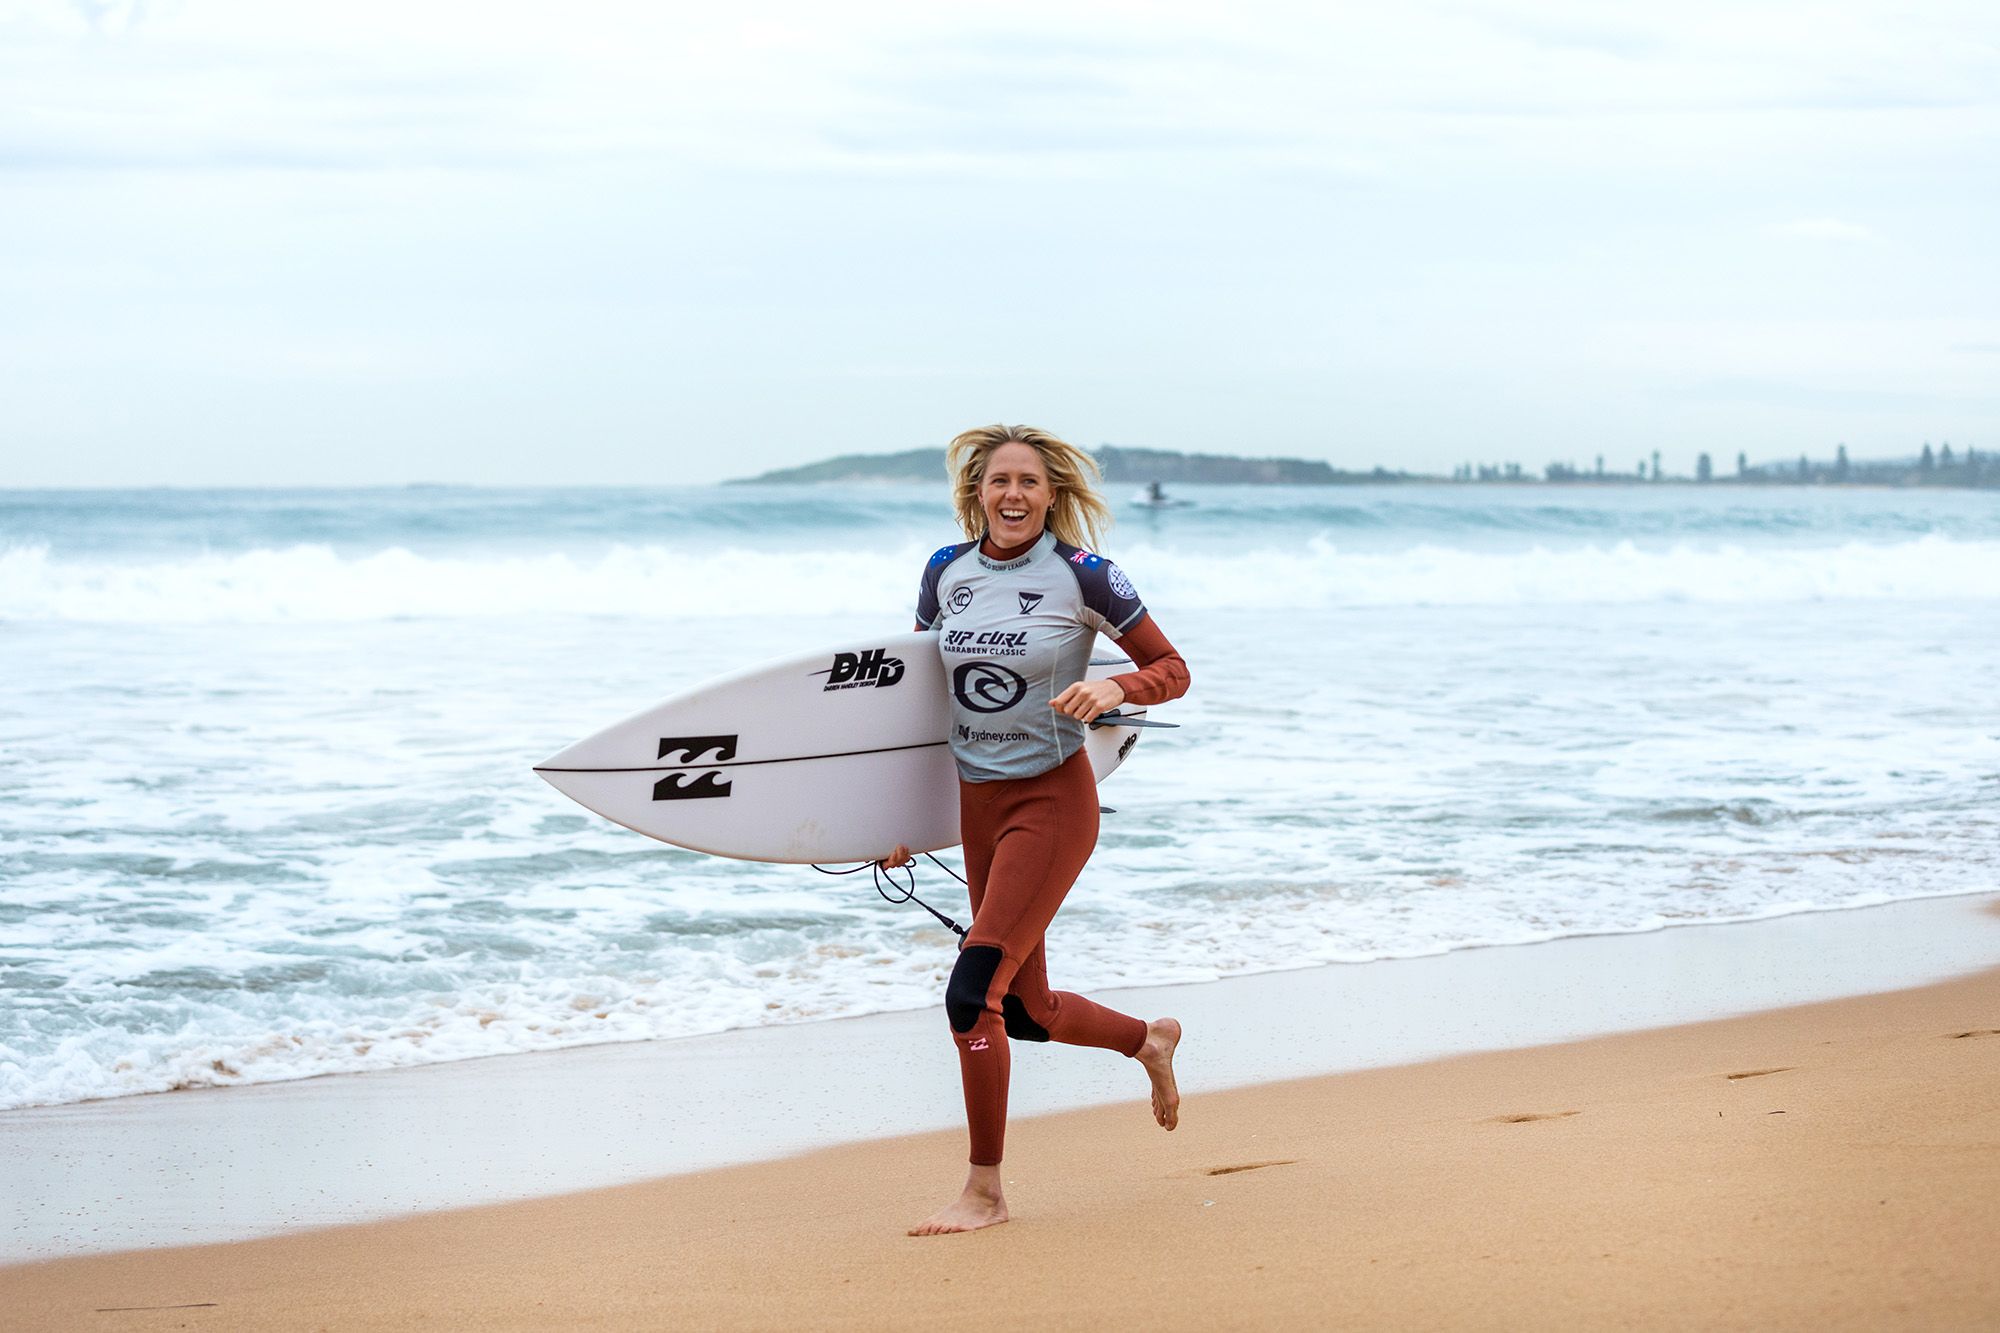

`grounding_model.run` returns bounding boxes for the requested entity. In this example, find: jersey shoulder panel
[915,539,978,629]
[1053,540,1147,635]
